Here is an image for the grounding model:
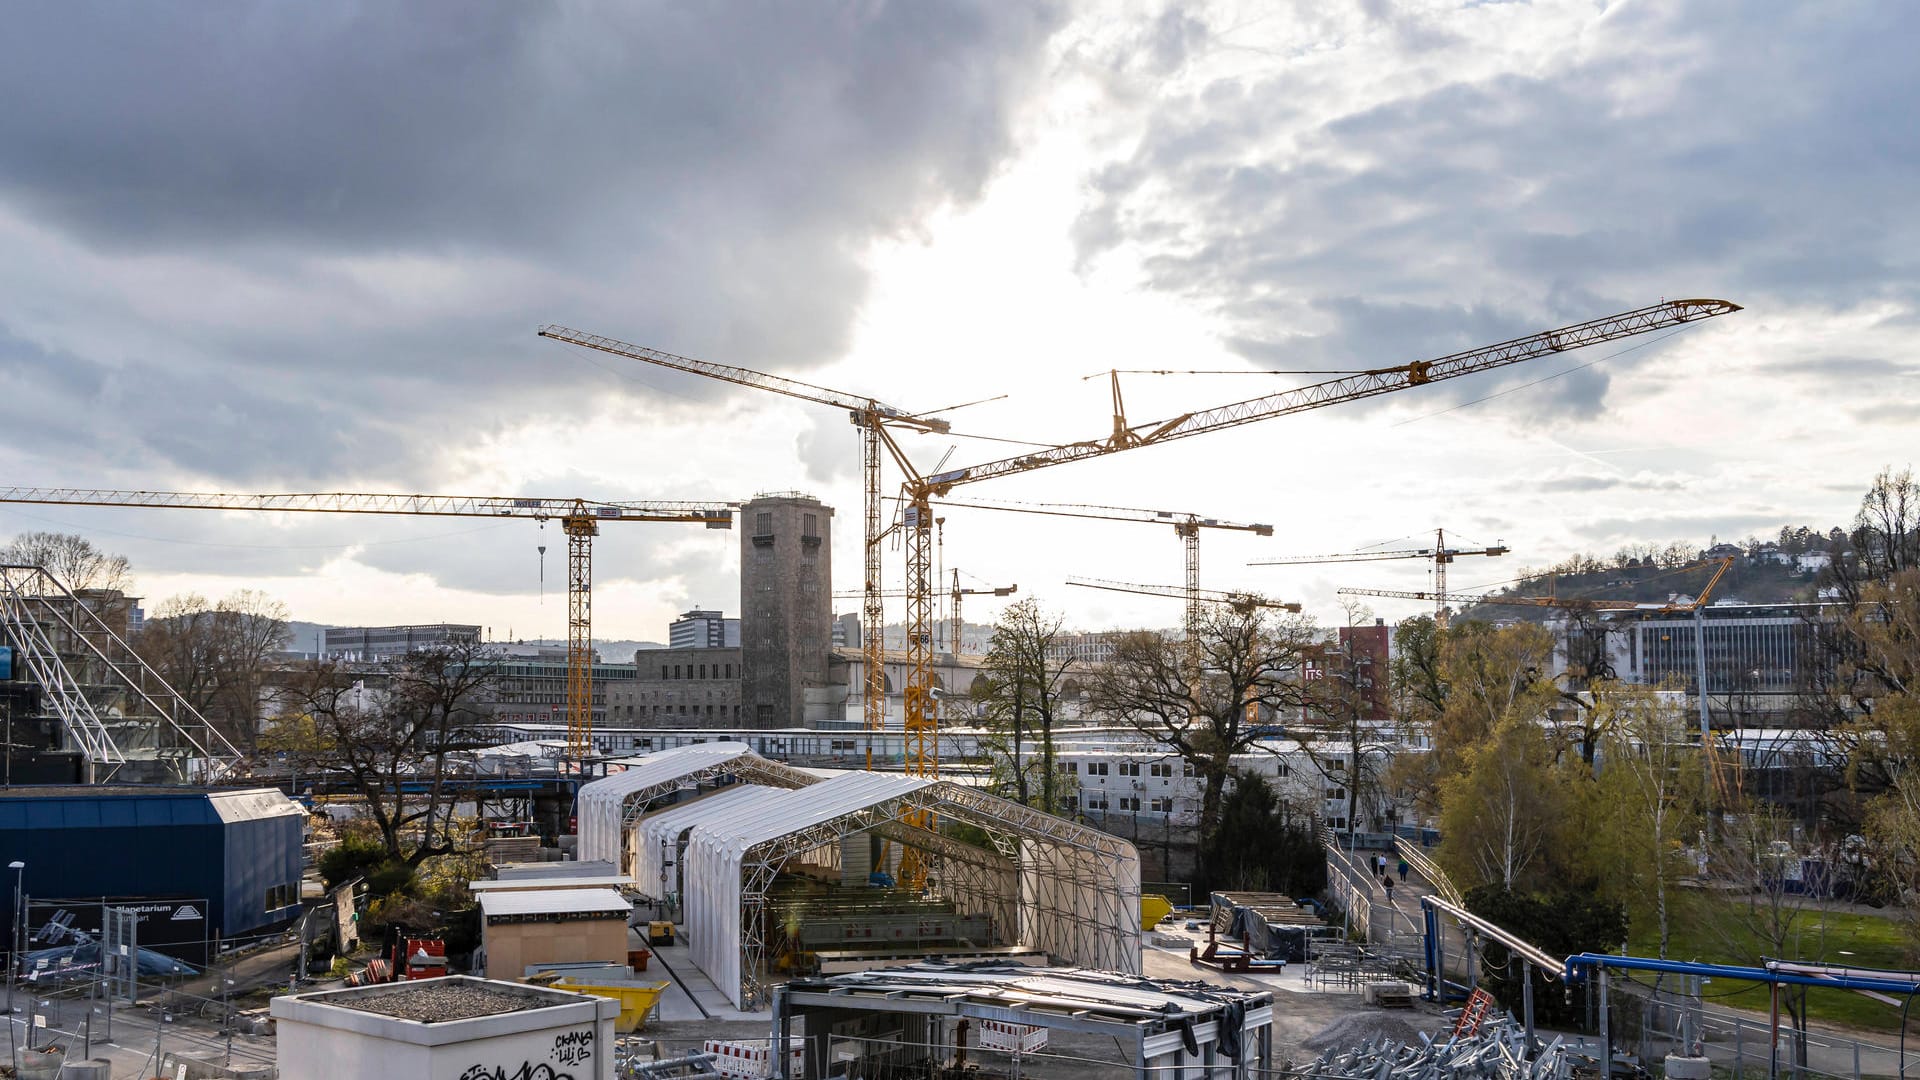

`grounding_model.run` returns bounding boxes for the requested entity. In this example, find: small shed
[478,887,631,981]
[273,975,618,1080]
